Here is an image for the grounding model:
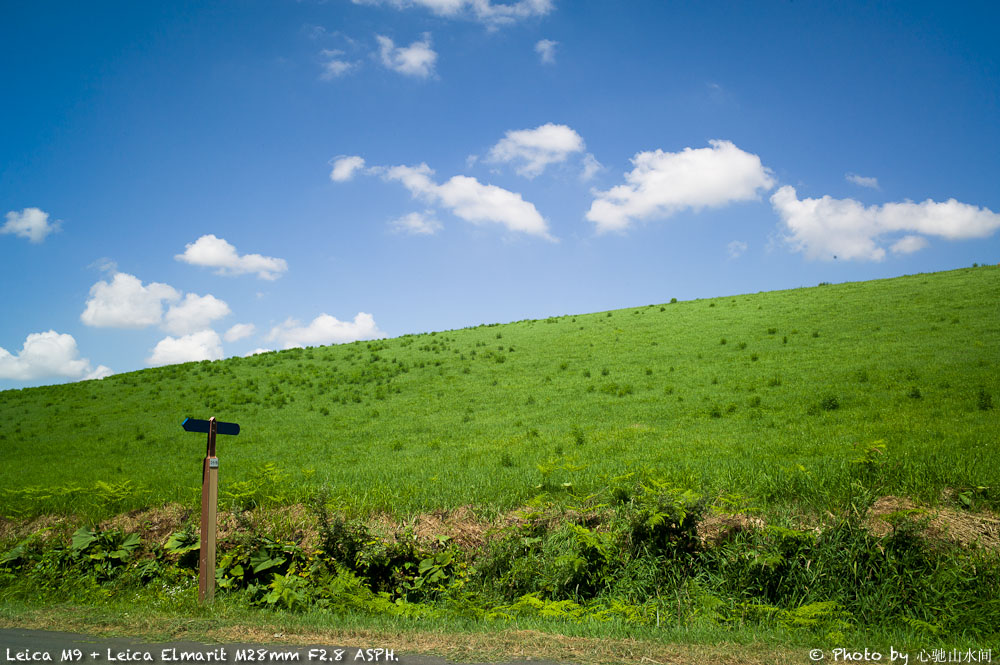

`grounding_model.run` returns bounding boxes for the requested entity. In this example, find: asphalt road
[0,628,563,665]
